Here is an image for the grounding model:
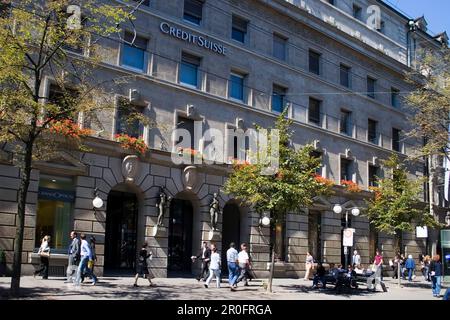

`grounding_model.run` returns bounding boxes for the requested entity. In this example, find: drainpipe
[406,20,417,67]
